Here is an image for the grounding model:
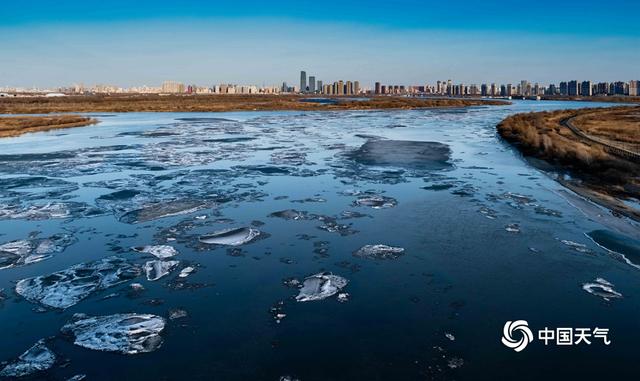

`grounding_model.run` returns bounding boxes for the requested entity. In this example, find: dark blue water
[0,101,639,380]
